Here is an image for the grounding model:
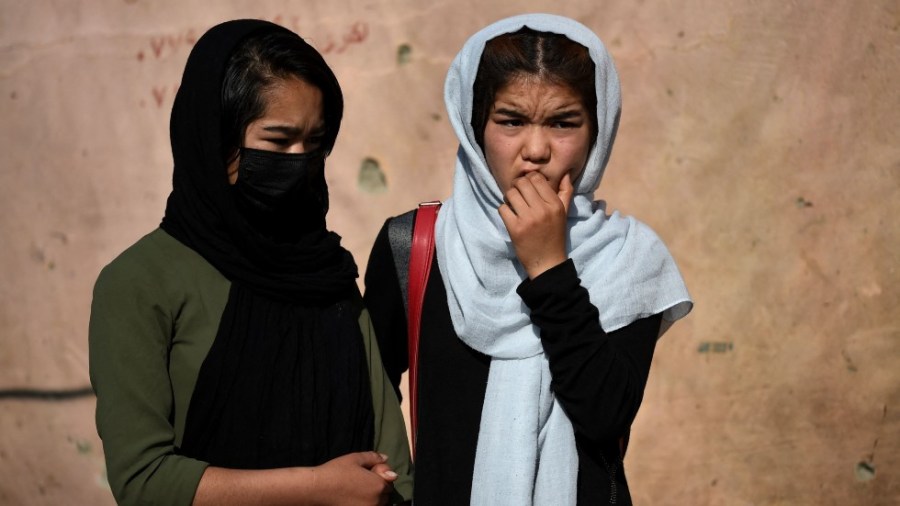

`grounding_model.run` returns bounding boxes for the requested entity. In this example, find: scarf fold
[161,19,371,468]
[435,14,693,505]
